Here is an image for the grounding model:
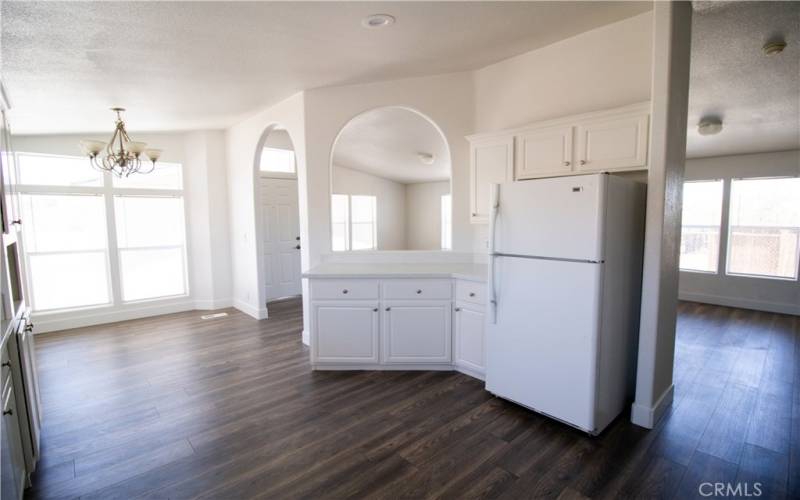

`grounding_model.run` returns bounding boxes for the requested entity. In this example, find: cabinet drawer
[311,279,379,300]
[455,280,486,305]
[382,279,452,300]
